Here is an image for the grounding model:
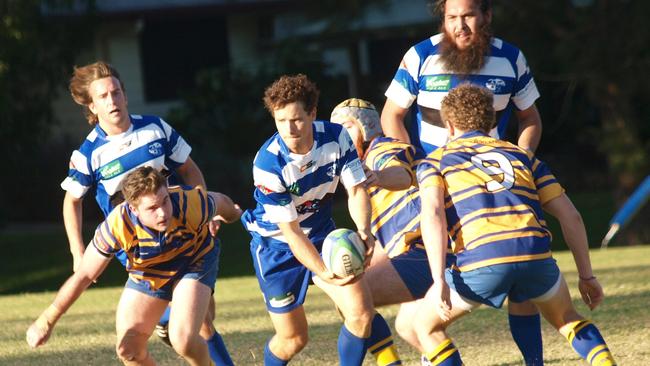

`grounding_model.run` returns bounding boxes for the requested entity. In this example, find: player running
[27,167,242,366]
